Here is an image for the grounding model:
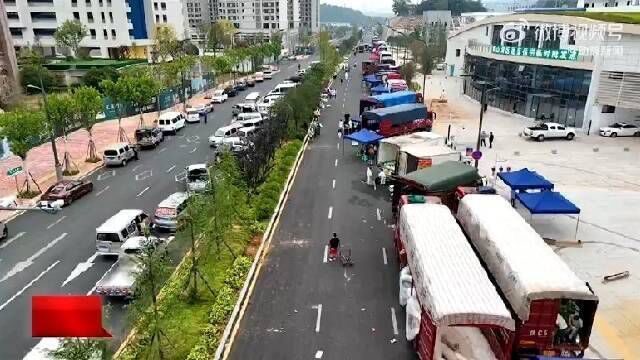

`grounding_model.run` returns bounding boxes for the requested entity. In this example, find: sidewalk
[0,80,237,222]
